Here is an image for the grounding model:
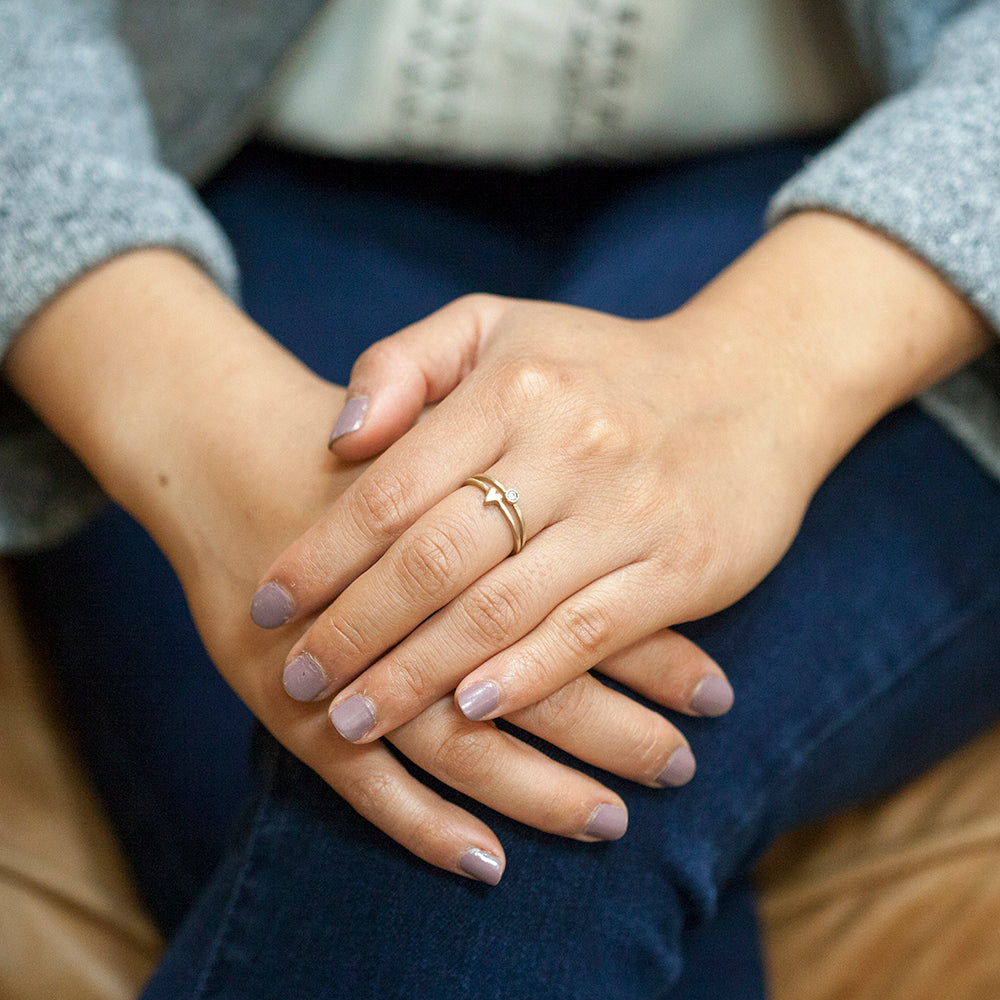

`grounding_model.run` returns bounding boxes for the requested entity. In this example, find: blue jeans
[17,140,1000,998]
